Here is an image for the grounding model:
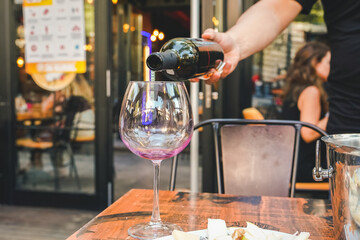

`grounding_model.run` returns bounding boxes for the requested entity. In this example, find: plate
[156,227,294,240]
